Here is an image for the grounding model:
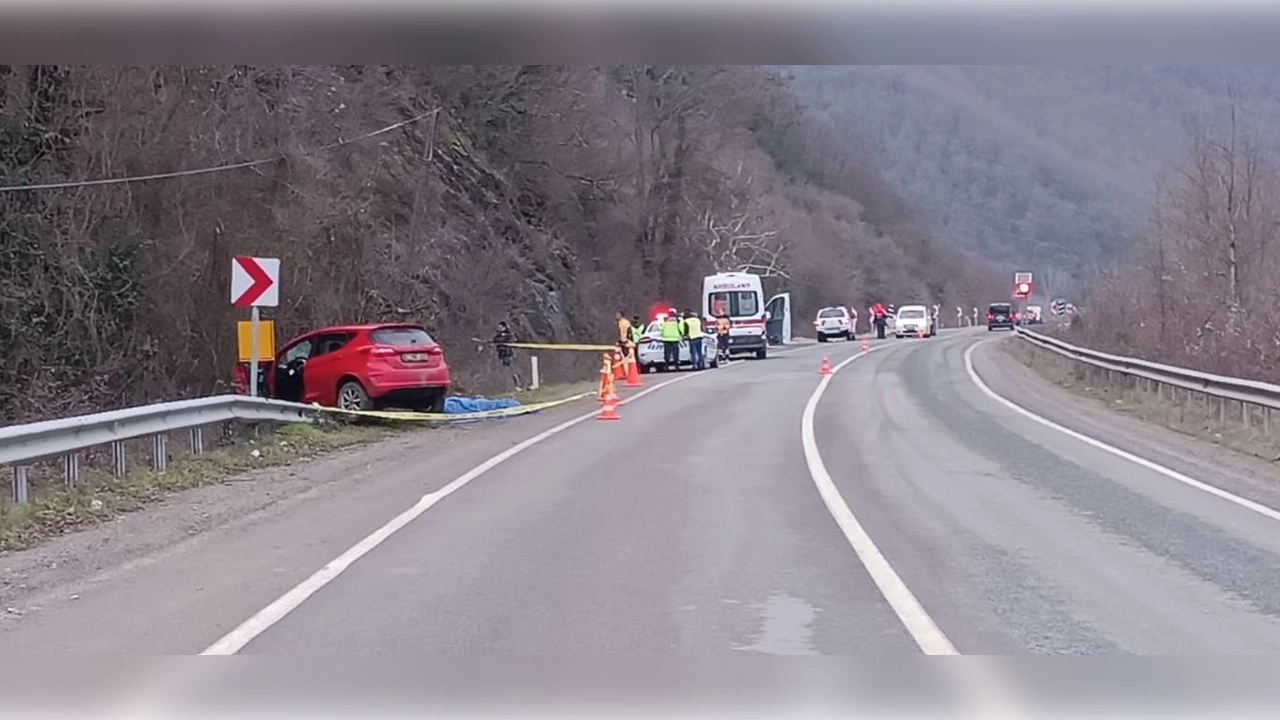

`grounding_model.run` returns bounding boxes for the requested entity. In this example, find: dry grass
[0,420,393,553]
[507,379,601,405]
[1006,340,1280,463]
